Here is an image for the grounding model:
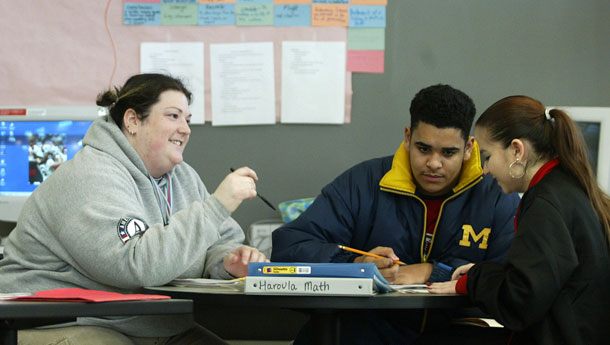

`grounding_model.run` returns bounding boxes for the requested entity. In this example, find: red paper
[346,50,385,74]
[12,288,170,303]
